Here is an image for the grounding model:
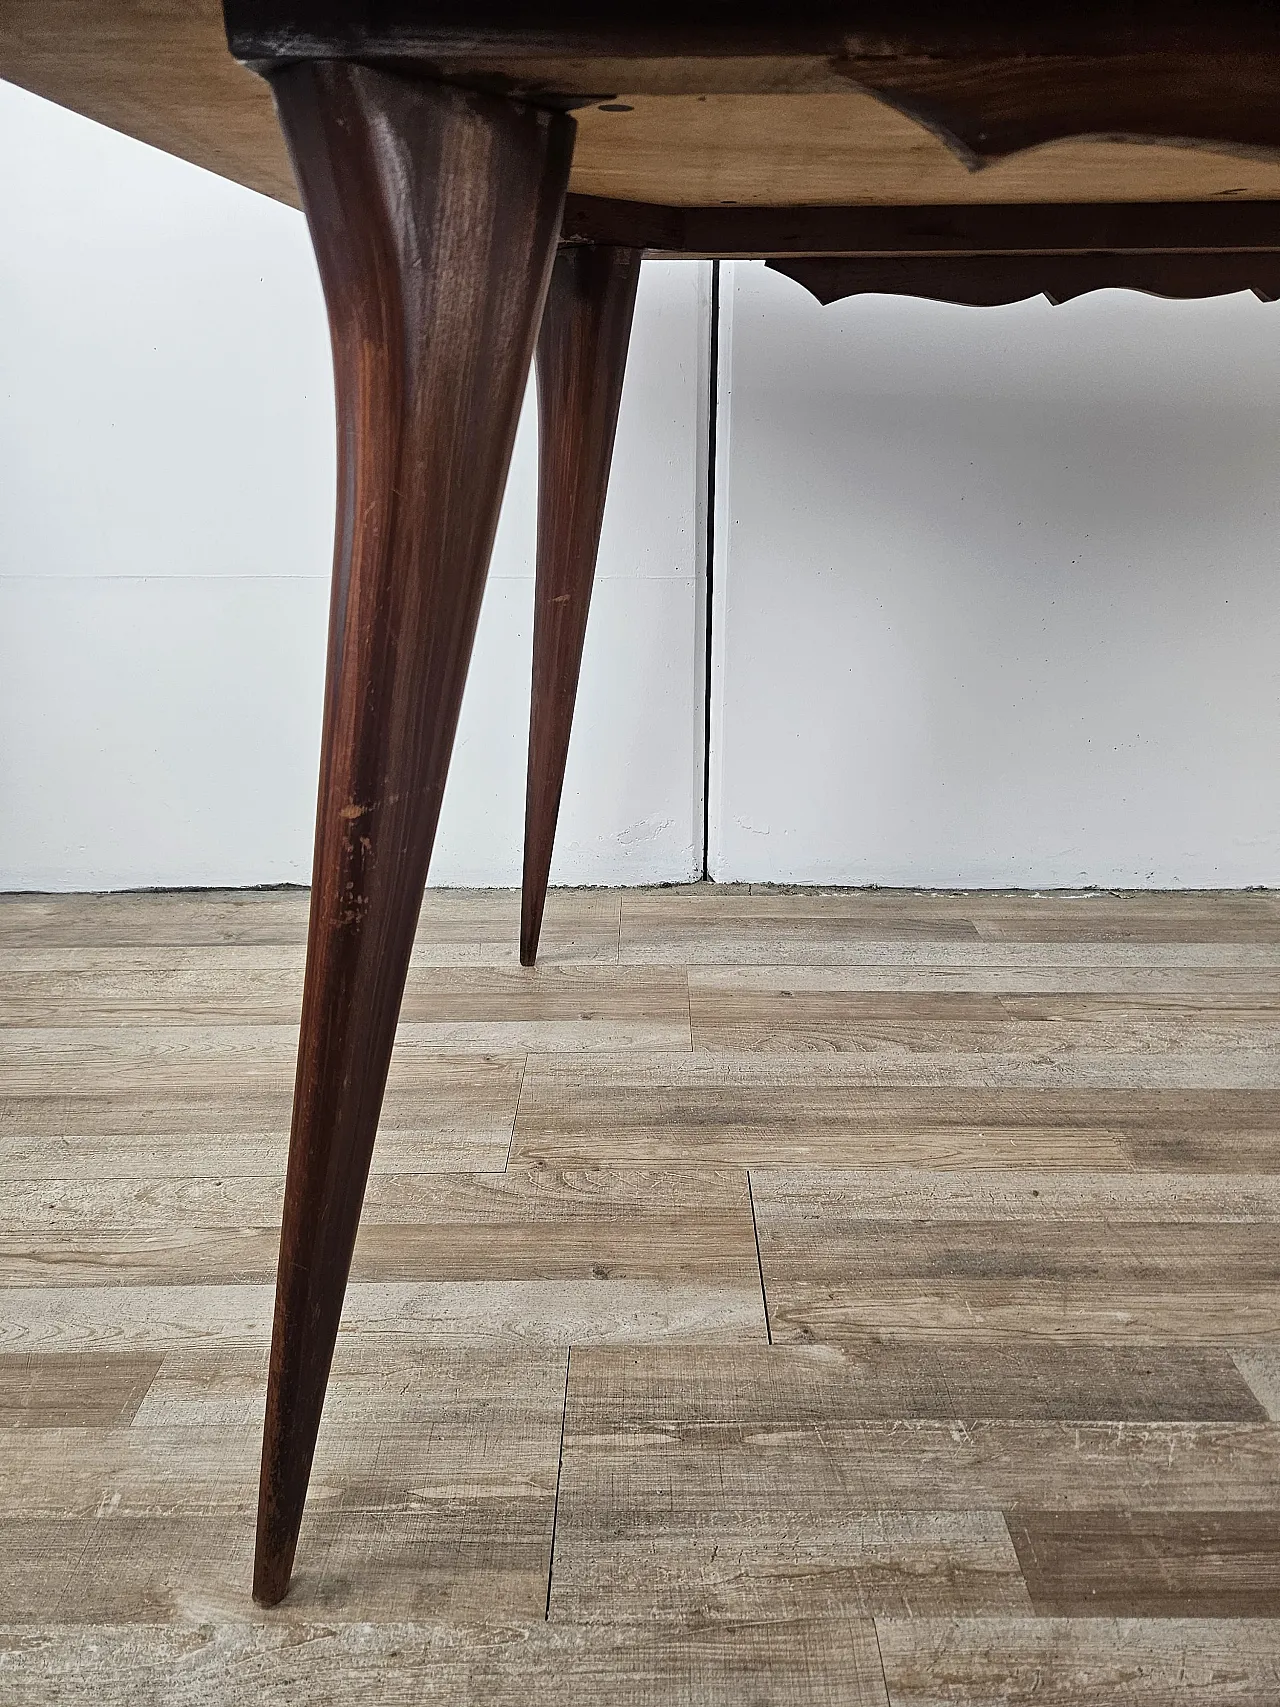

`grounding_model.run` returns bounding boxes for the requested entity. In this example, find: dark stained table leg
[520,243,642,967]
[253,61,573,1608]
